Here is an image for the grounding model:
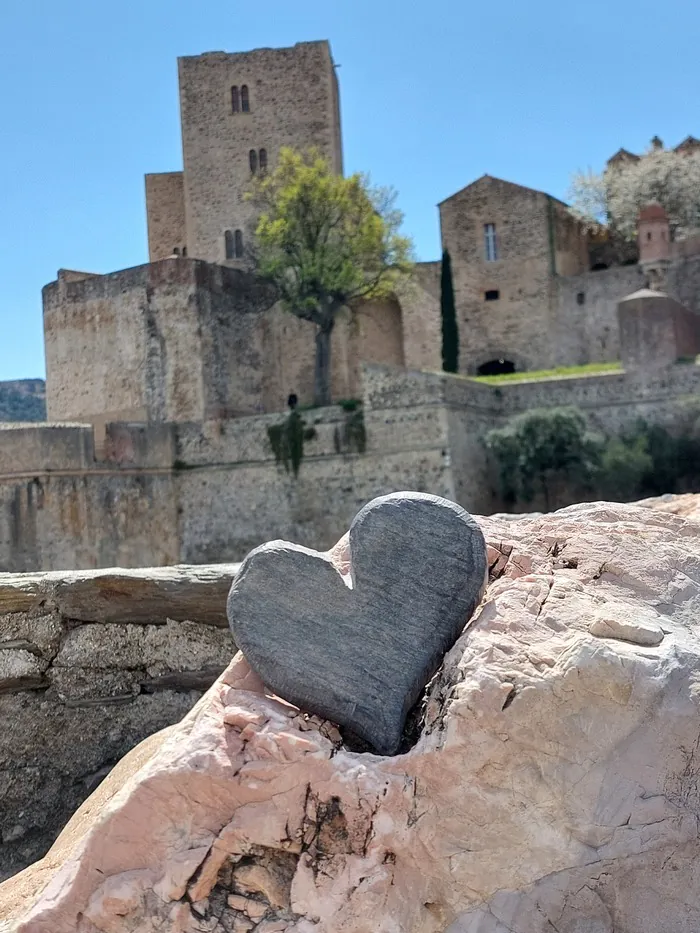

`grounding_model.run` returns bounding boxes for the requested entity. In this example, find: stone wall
[438,177,589,374]
[5,361,700,573]
[0,564,238,880]
[555,264,645,364]
[144,172,186,262]
[177,41,342,263]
